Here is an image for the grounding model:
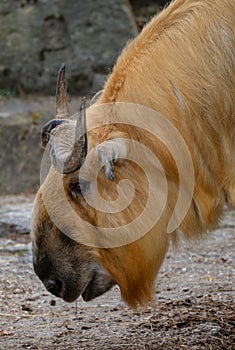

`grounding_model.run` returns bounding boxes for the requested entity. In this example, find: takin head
[31,65,169,308]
